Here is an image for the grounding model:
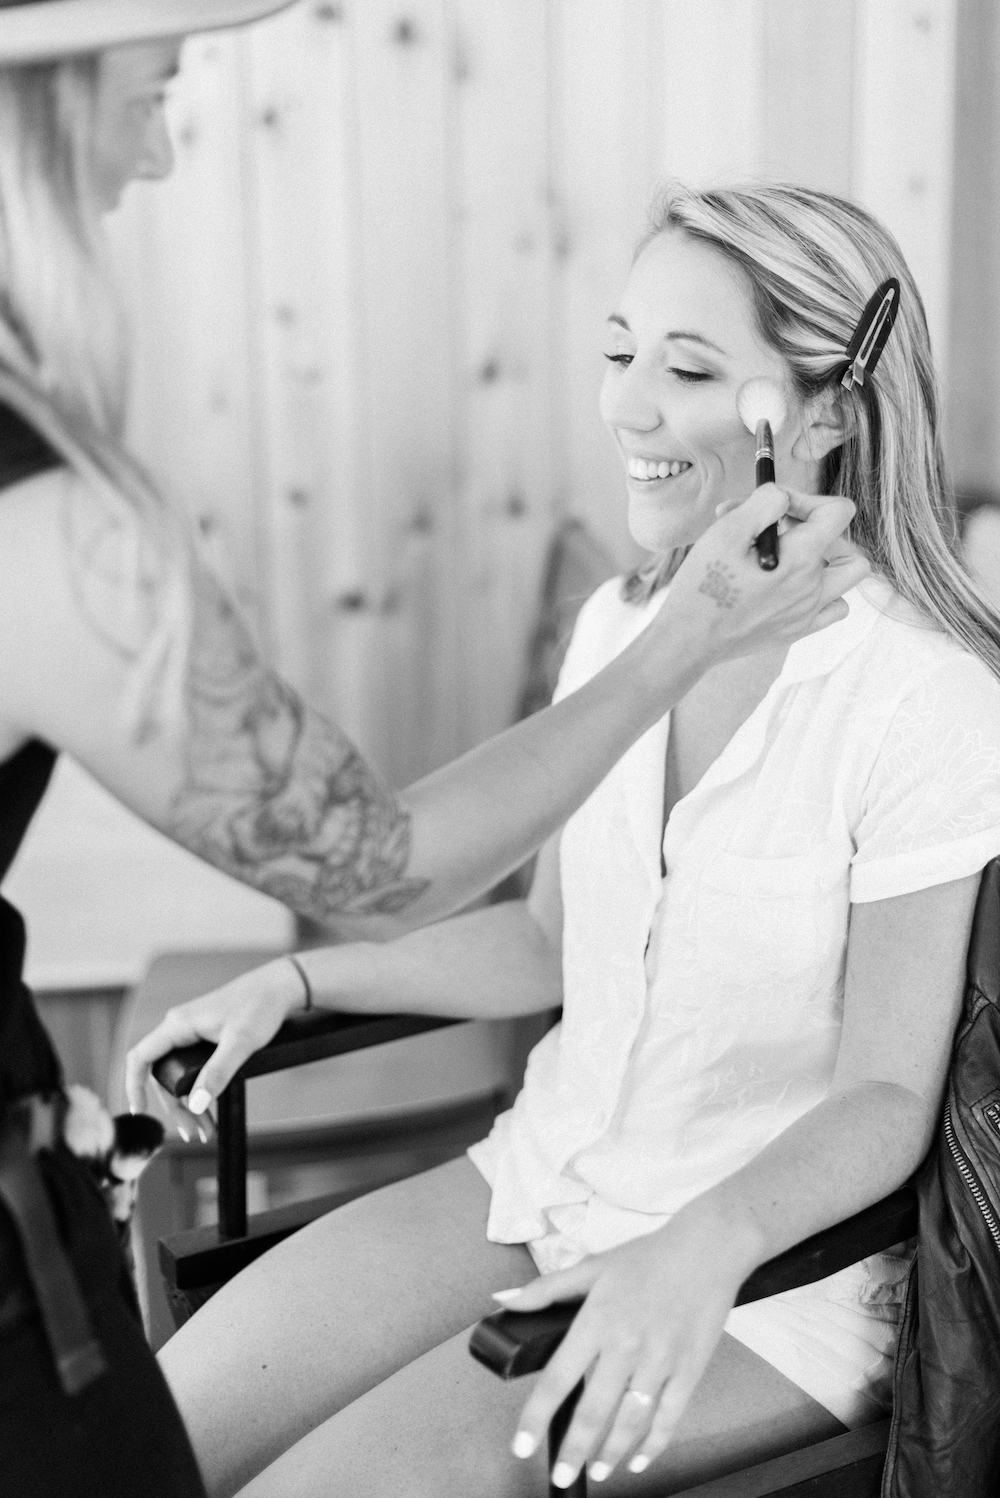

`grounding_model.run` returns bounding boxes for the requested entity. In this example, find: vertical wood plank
[449,0,554,744]
[660,0,767,184]
[550,0,665,568]
[244,2,361,701]
[108,34,263,621]
[343,0,458,781]
[761,0,856,193]
[946,0,1000,488]
[852,0,958,378]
